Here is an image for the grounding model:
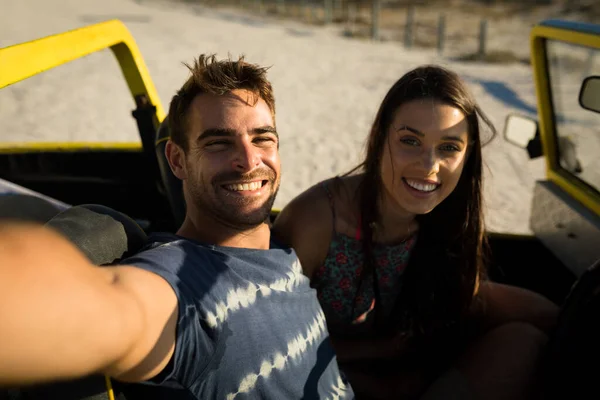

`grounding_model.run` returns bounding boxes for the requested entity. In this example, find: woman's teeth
[404,179,438,192]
